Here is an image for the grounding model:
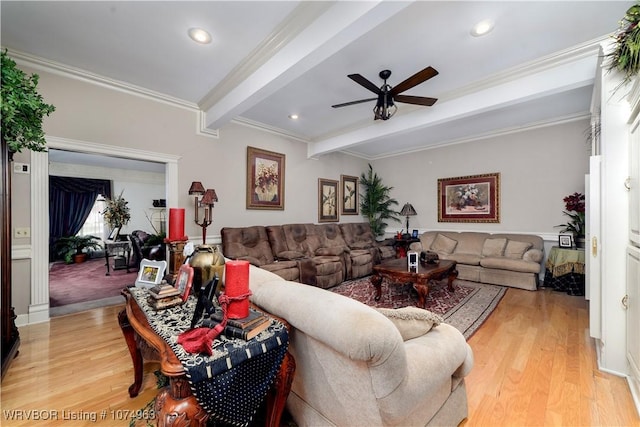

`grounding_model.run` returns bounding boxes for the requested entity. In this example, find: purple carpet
[49,257,136,307]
